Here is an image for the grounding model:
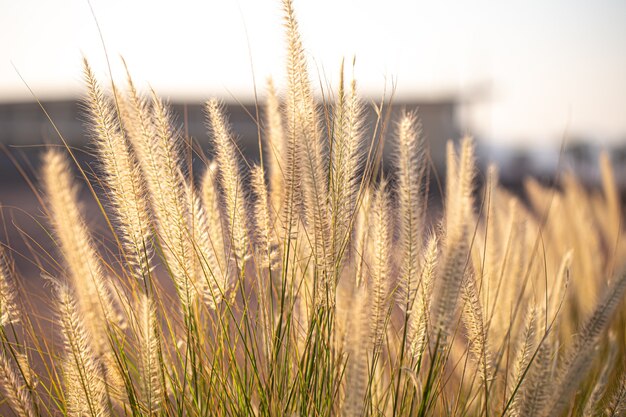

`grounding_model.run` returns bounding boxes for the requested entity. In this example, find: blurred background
[1,0,625,190]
